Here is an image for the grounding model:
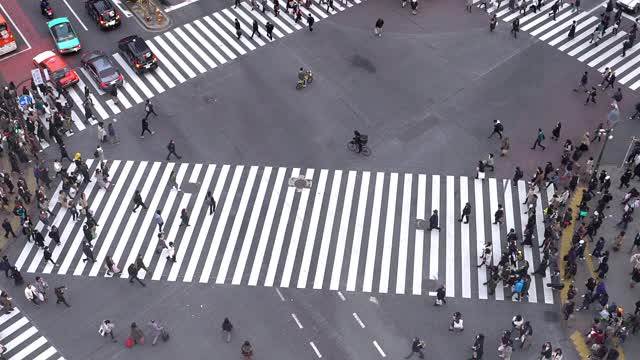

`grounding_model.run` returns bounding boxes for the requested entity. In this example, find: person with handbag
[129,322,145,345]
[471,333,484,359]
[99,320,117,342]
[148,320,164,345]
